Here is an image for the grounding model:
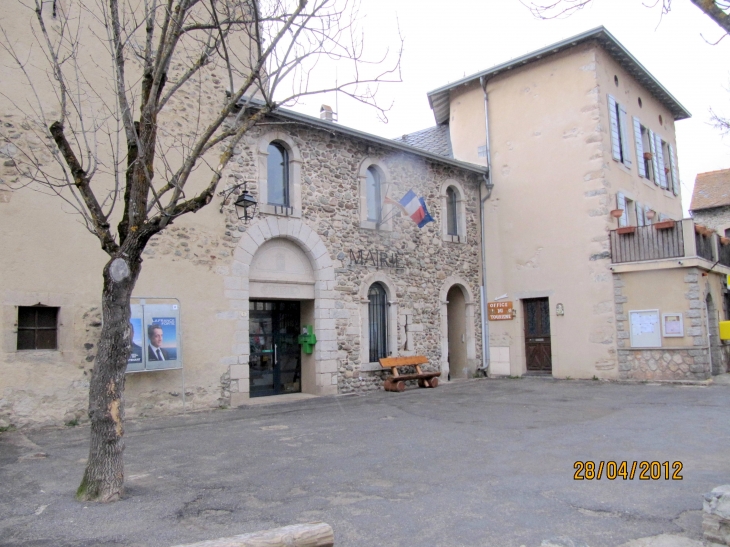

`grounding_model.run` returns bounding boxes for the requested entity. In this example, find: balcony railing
[610,219,730,267]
